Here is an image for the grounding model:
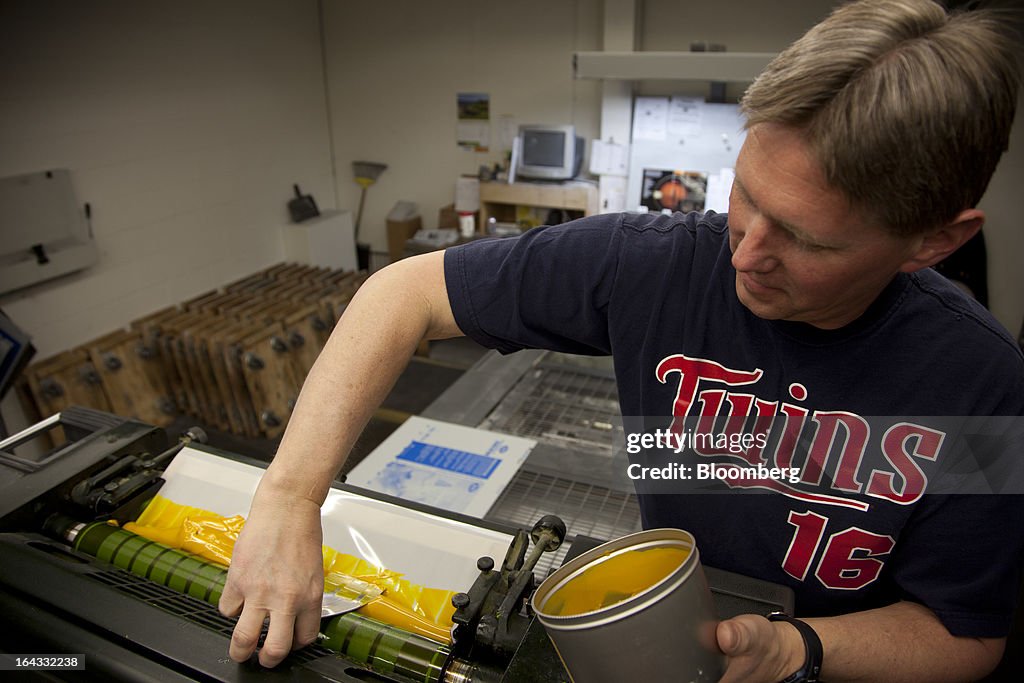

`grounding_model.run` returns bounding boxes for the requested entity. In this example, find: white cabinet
[282,209,357,272]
